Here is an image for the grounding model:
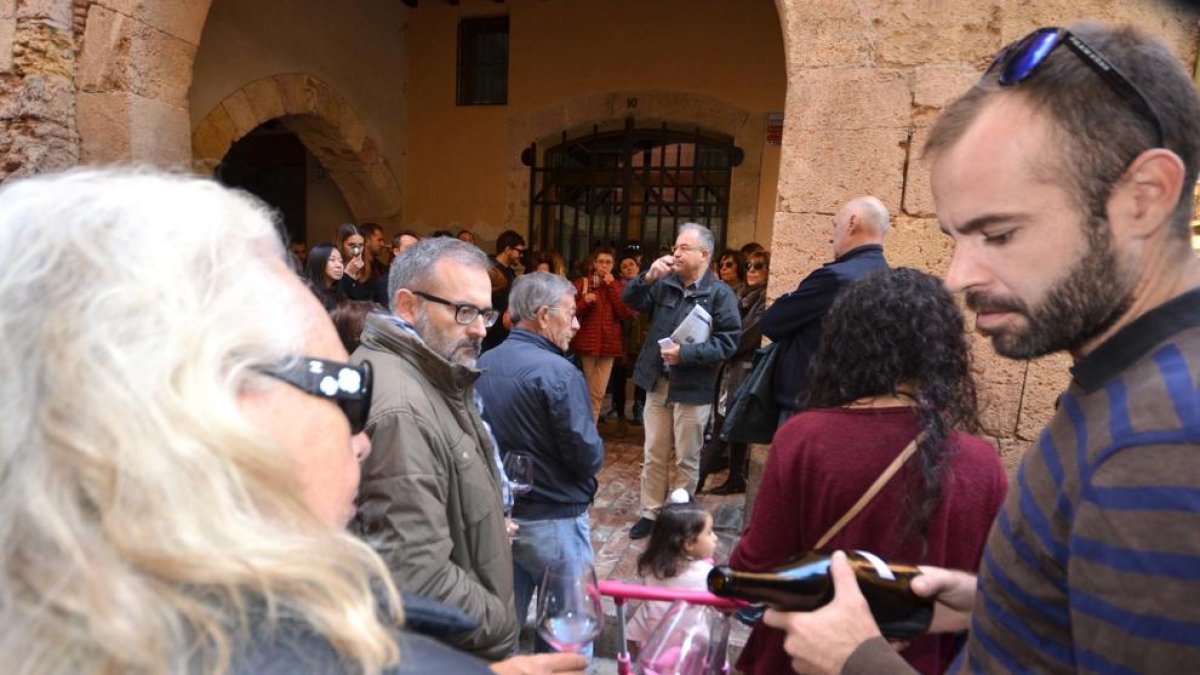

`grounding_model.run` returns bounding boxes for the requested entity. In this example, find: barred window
[457,16,509,106]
